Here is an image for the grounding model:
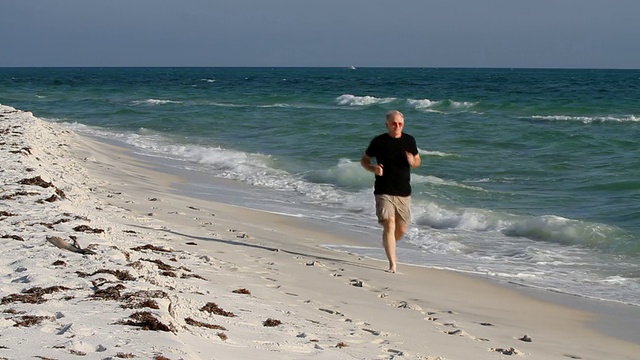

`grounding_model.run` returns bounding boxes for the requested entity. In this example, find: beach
[2,104,639,359]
